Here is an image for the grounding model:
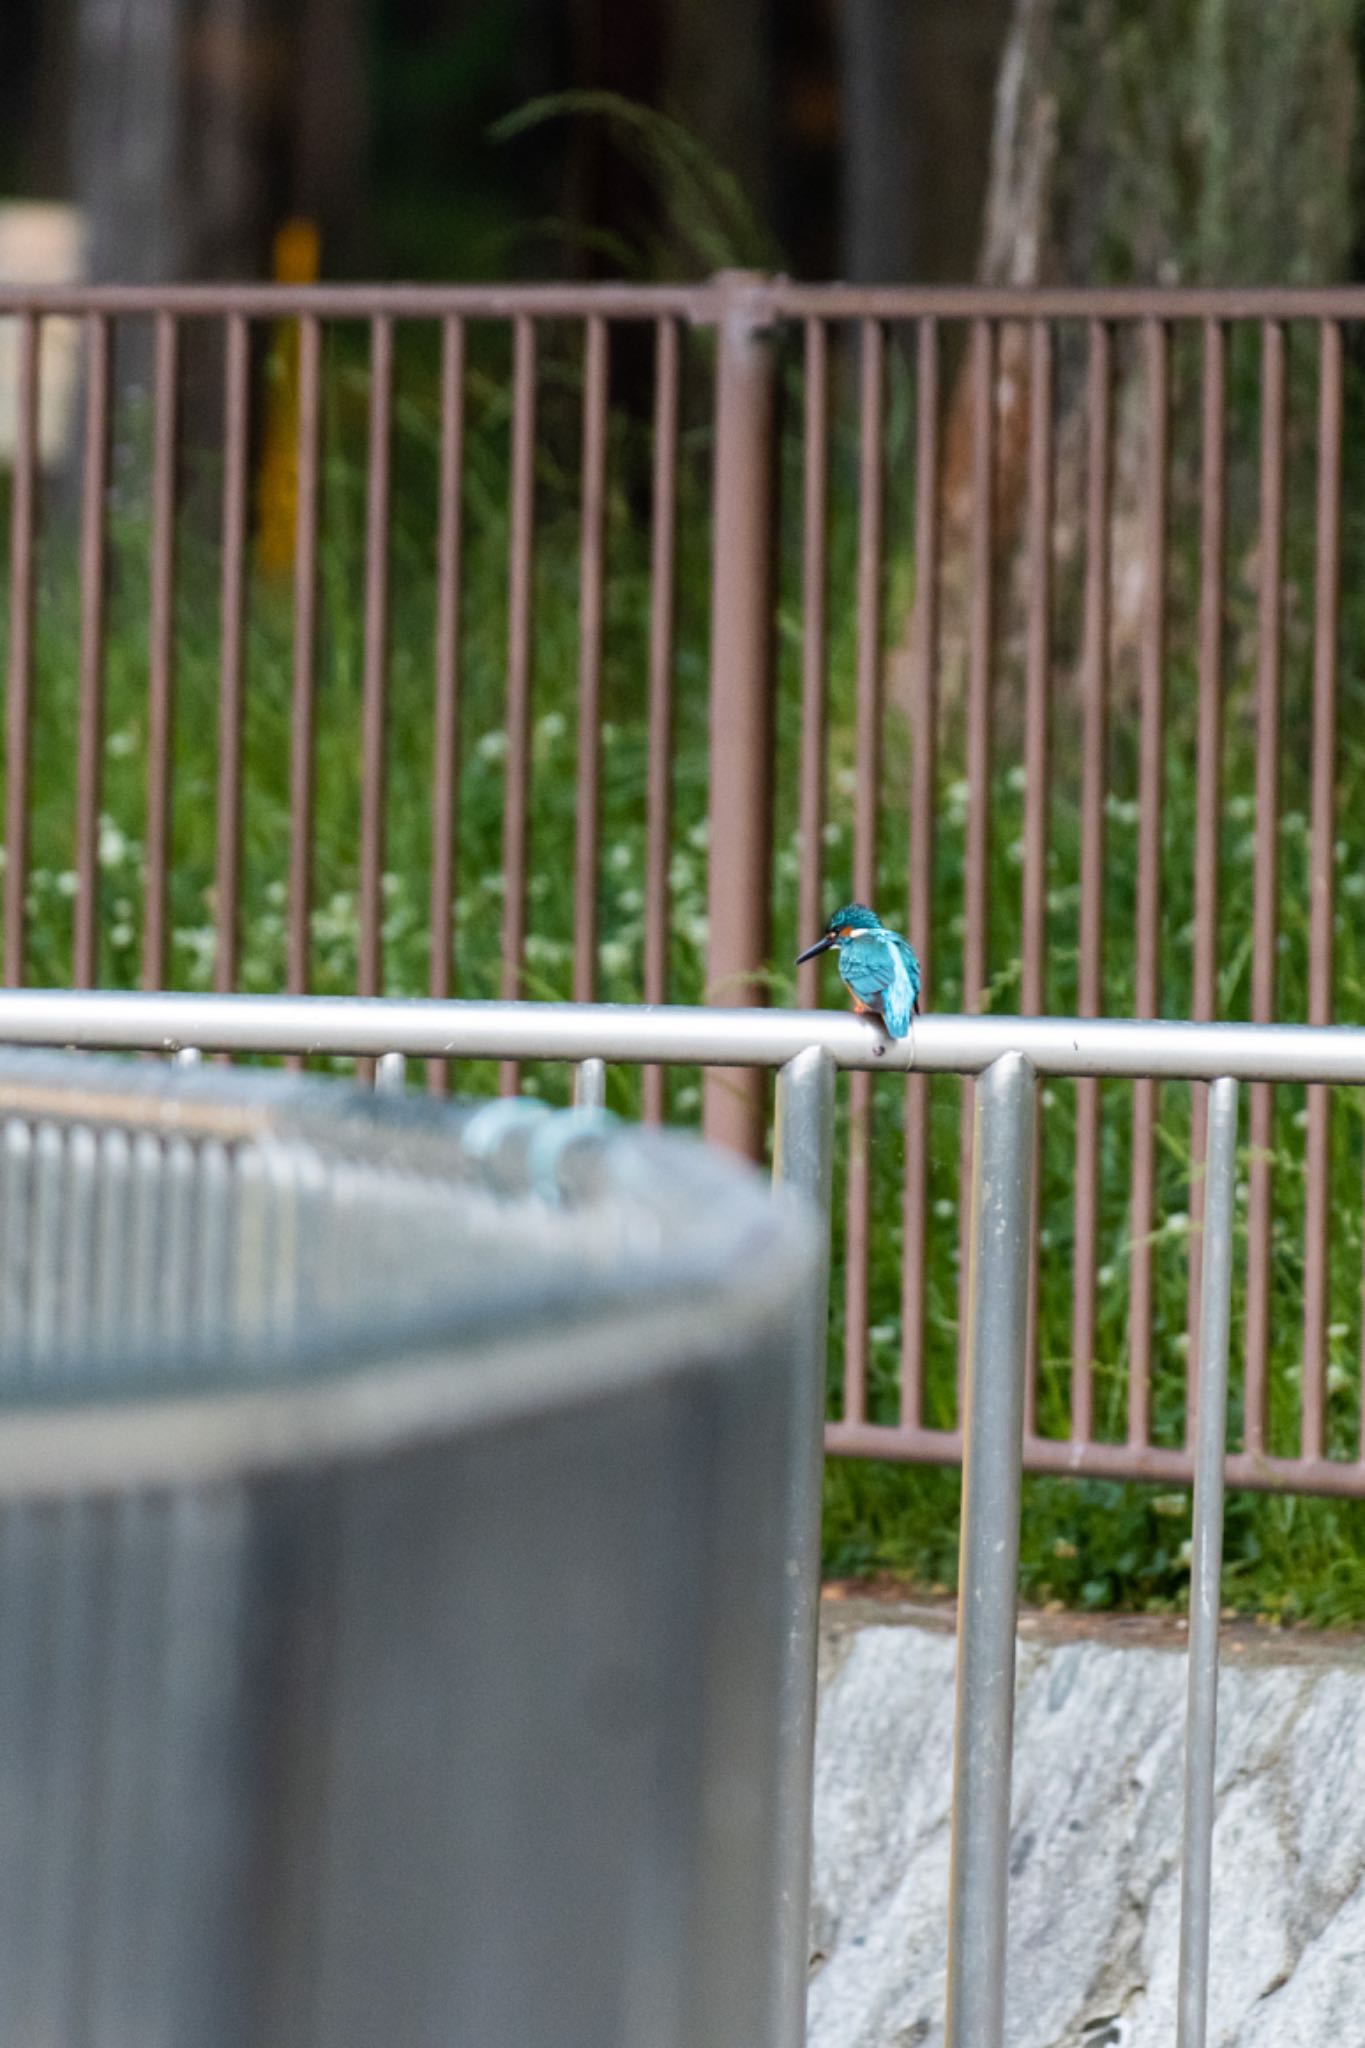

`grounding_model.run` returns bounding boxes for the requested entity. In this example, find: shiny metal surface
[772,1046,837,2047]
[946,1054,1037,2048]
[7,991,1365,1085]
[1176,1075,1239,2048]
[0,1050,819,2048]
